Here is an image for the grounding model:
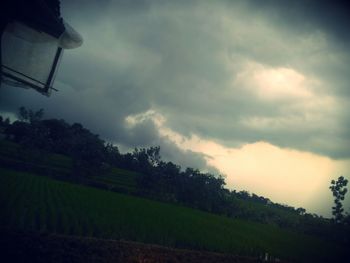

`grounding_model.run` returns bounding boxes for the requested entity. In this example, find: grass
[0,167,345,262]
[0,139,137,192]
[89,167,140,192]
[0,139,72,175]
